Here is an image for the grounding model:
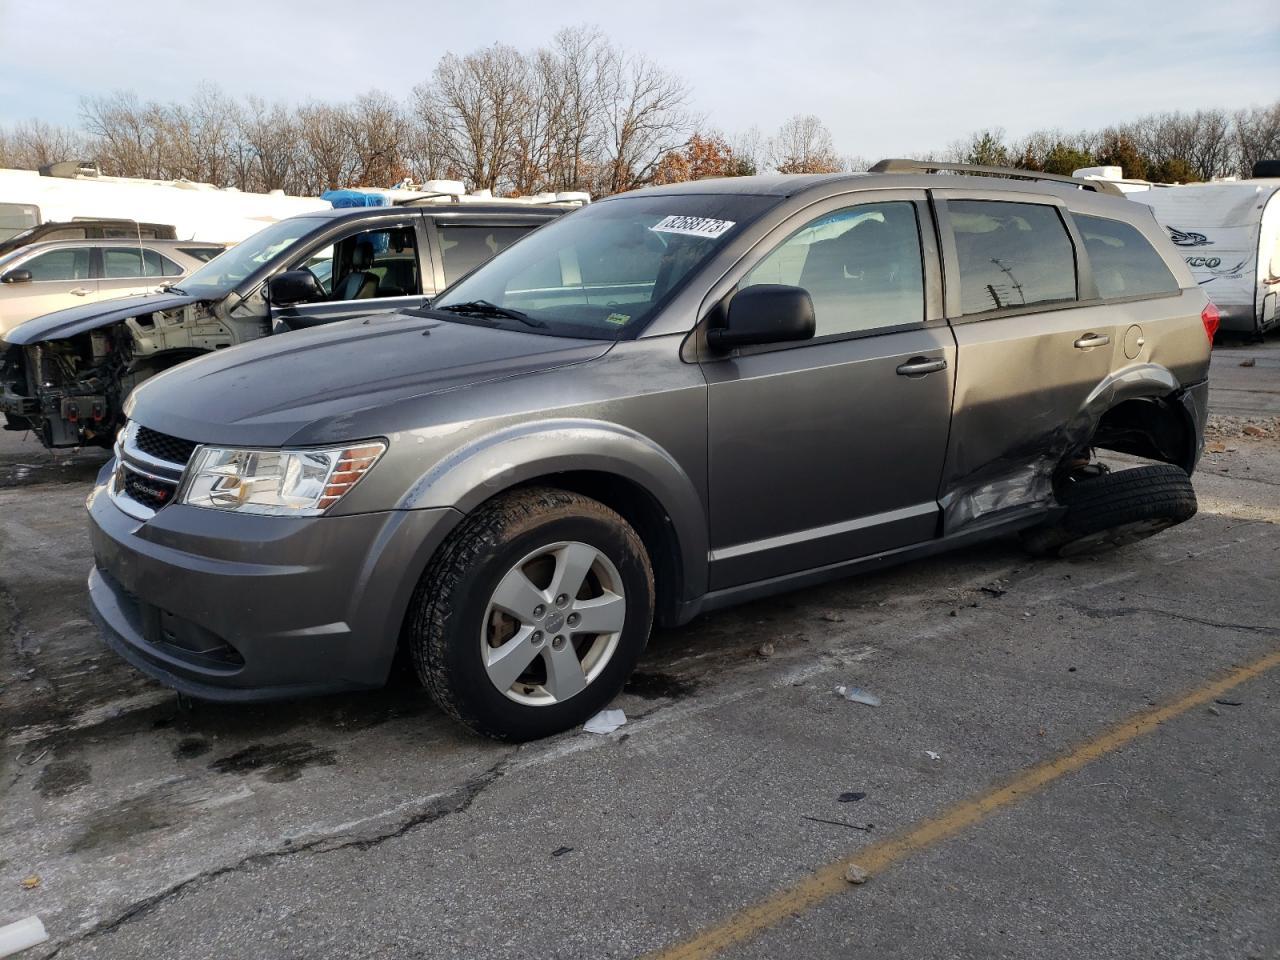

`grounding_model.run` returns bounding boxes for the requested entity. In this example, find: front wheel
[406,487,654,741]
